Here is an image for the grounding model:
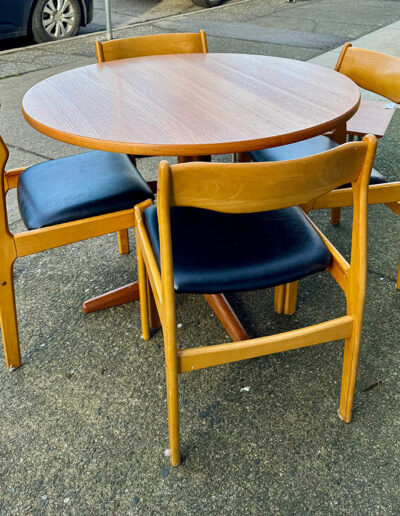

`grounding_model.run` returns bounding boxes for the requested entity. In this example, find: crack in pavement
[6,143,53,161]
